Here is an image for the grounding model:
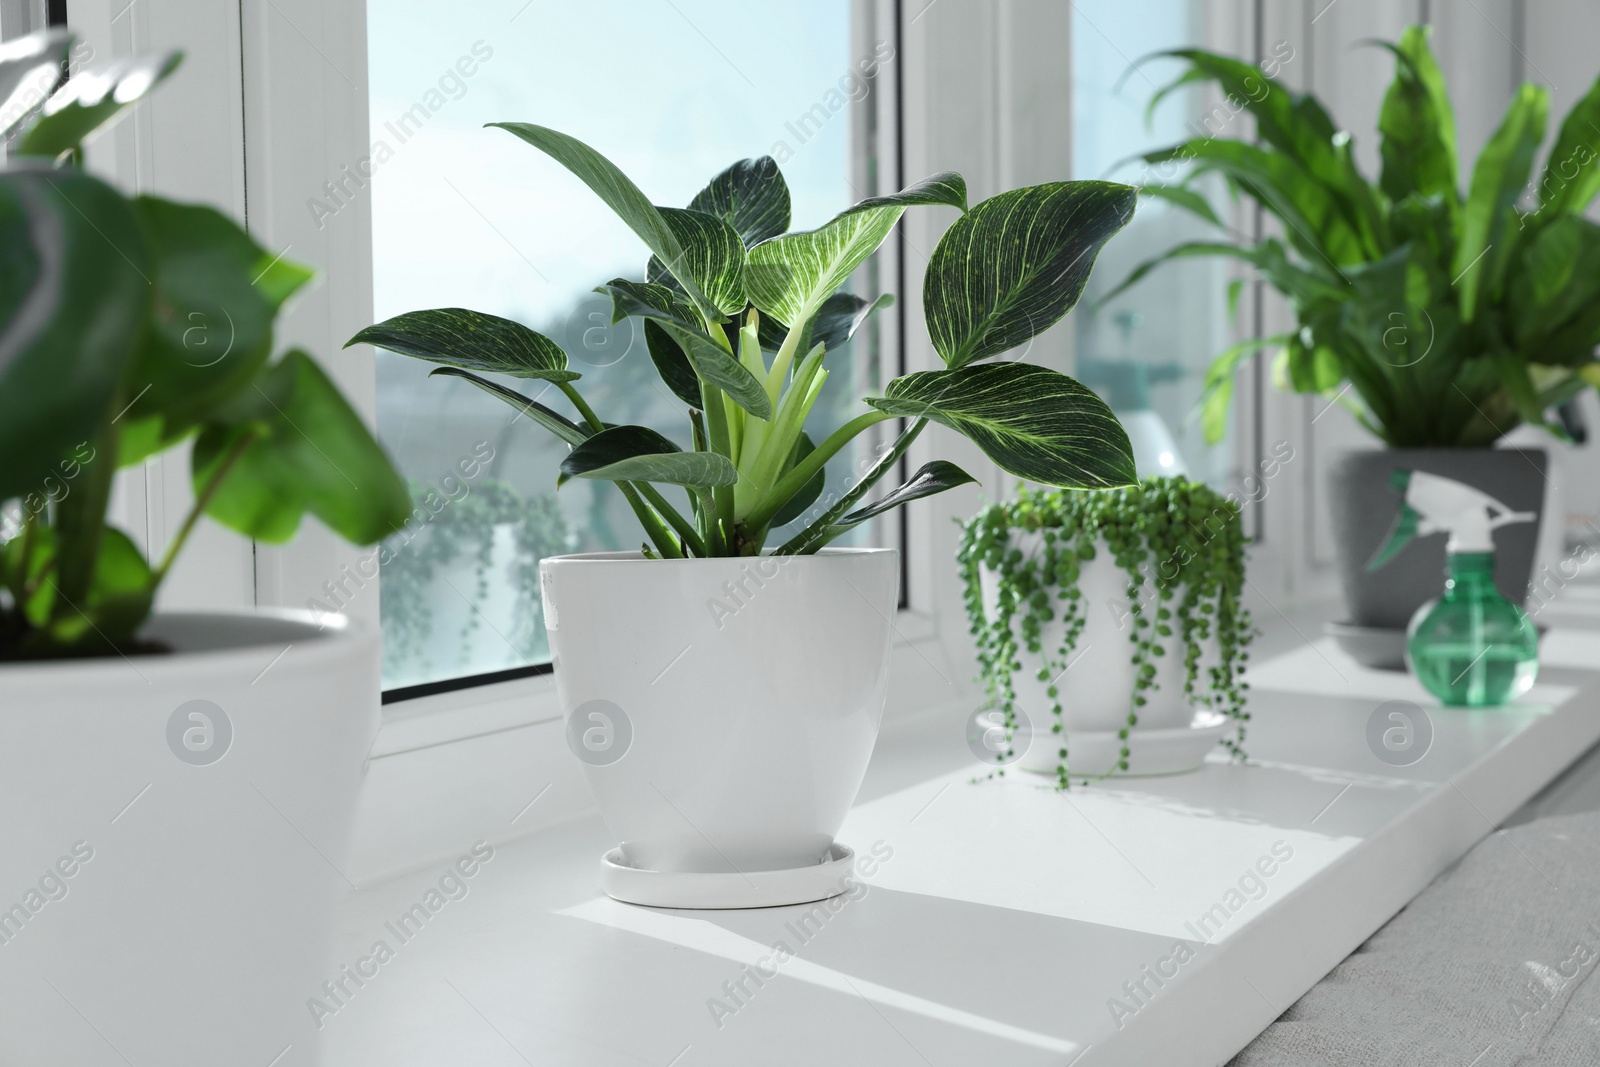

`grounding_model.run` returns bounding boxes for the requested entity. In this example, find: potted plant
[0,32,409,1064]
[1107,26,1600,655]
[351,124,1139,906]
[959,478,1252,786]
